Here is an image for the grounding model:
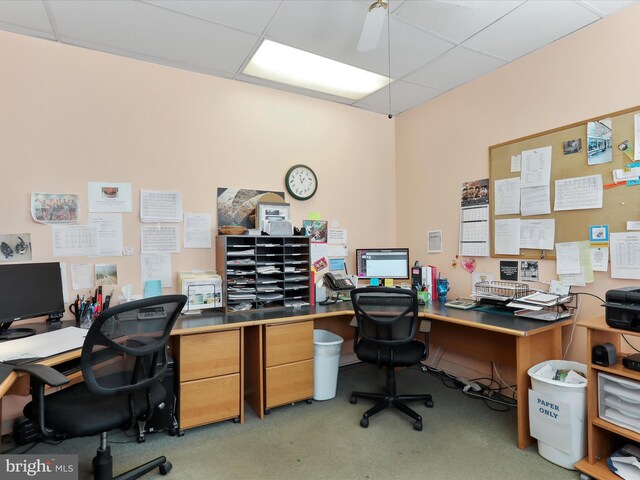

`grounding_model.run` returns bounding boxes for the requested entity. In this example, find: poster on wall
[217,188,285,229]
[0,233,32,262]
[459,179,490,257]
[587,118,612,165]
[31,193,80,224]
